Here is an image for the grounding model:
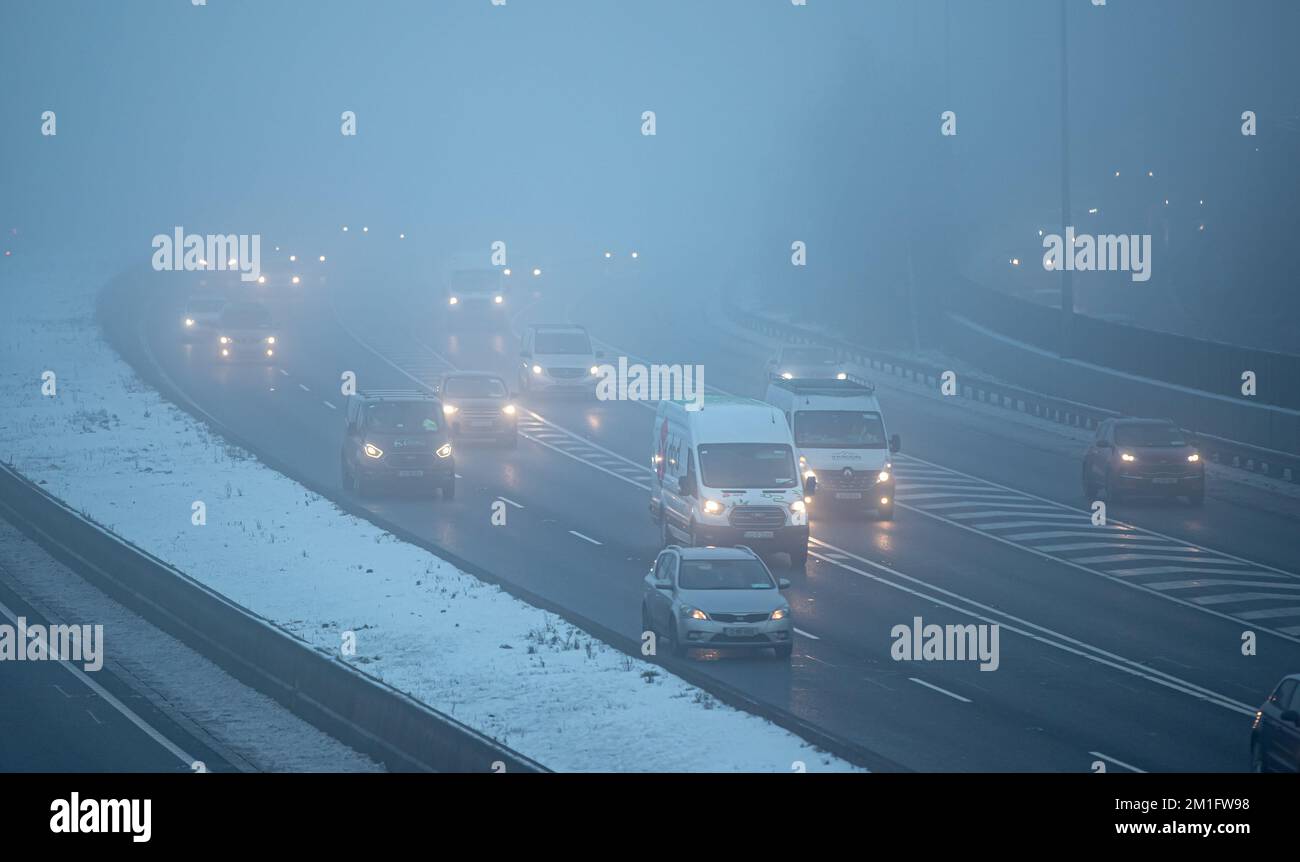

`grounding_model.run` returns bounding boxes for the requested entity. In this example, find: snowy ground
[0,256,859,773]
